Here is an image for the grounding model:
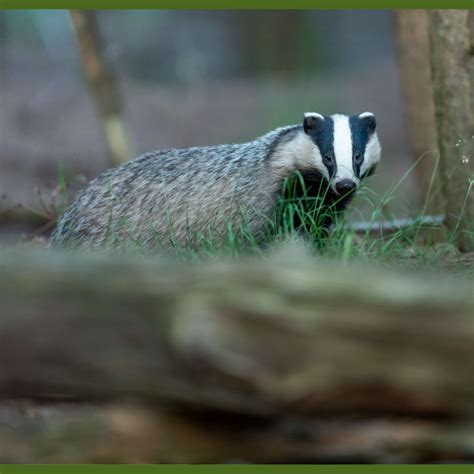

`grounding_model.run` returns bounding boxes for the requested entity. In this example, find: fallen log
[0,249,473,462]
